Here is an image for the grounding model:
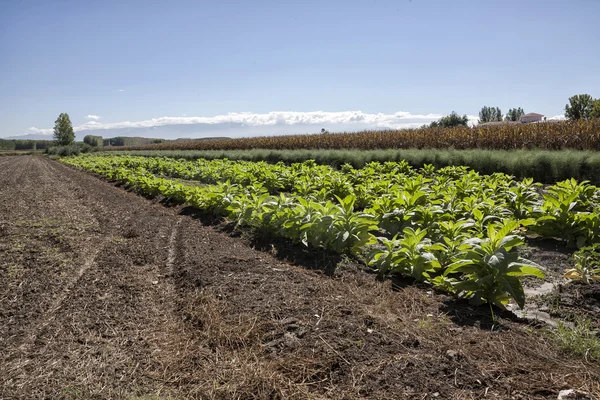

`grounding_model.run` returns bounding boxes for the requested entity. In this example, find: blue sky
[1,0,599,139]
